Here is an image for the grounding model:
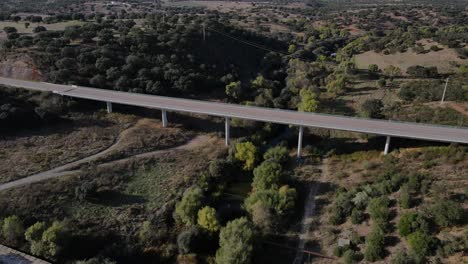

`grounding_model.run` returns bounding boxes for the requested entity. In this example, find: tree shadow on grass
[89,190,146,207]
